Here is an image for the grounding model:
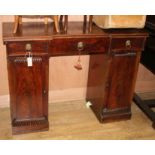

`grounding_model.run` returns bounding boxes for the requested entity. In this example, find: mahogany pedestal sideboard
[2,22,148,134]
